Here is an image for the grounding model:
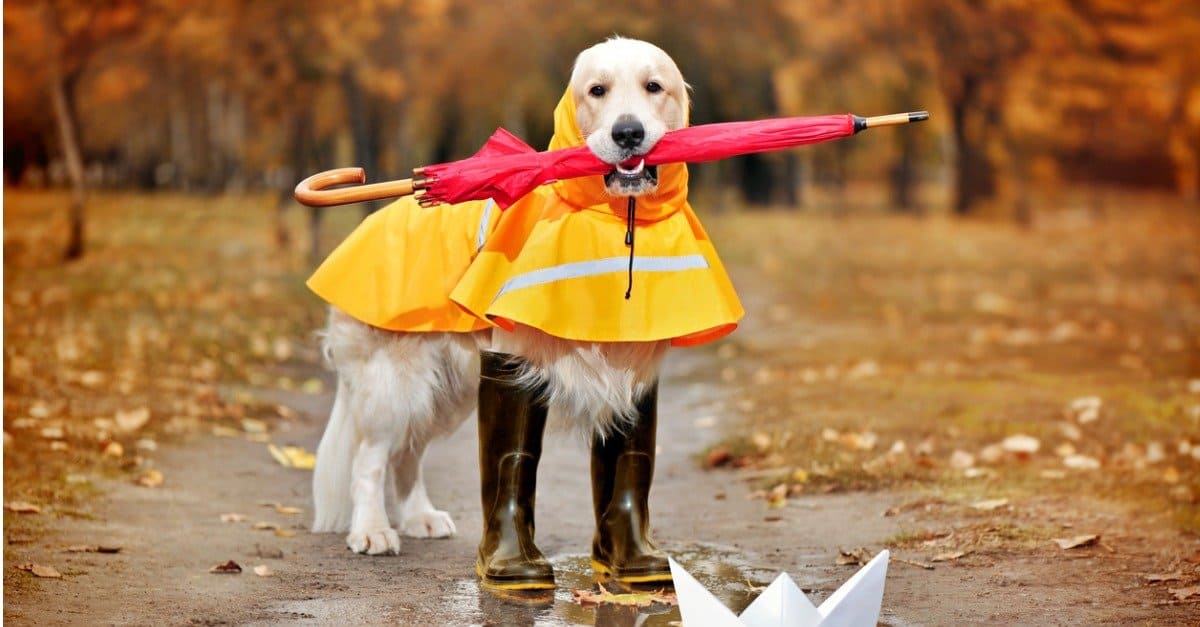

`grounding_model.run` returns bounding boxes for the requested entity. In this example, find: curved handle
[294,167,419,207]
